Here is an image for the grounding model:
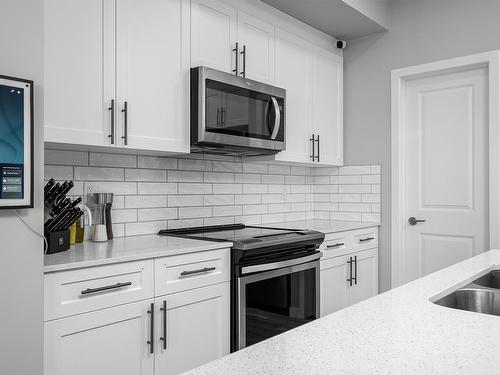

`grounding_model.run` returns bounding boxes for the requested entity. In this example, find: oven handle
[240,252,322,275]
[270,96,281,140]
